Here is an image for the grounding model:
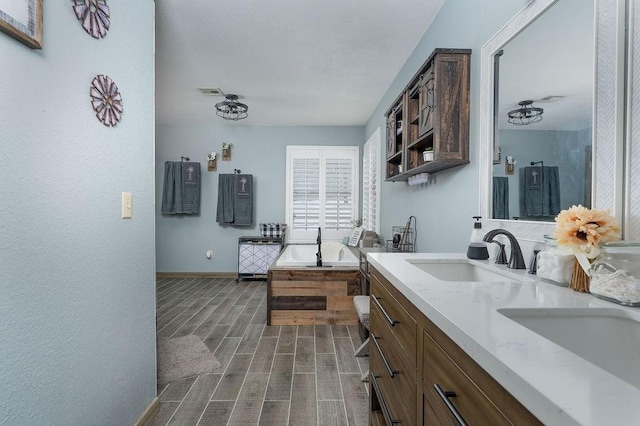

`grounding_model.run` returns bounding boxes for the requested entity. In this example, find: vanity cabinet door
[422,320,542,425]
[423,330,511,425]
